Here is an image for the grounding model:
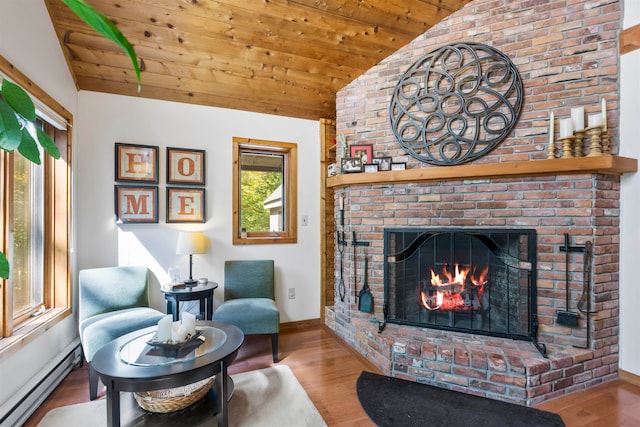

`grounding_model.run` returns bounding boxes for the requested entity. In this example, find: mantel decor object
[389,43,524,166]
